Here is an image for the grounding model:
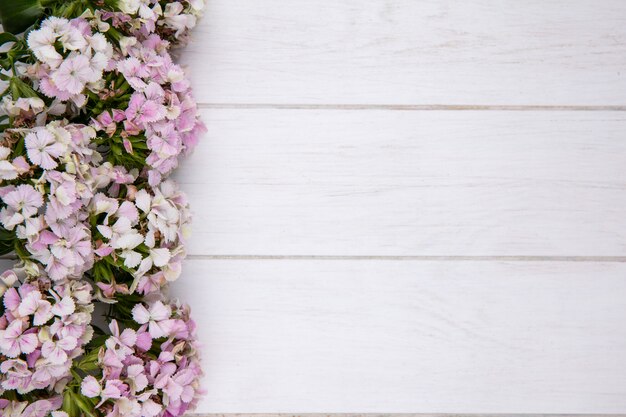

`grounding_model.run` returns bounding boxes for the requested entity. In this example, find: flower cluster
[20,9,206,186]
[0,397,65,417]
[0,268,93,395]
[28,17,113,106]
[91,178,191,298]
[79,298,201,417]
[0,122,101,281]
[103,0,205,45]
[0,1,205,416]
[98,31,206,185]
